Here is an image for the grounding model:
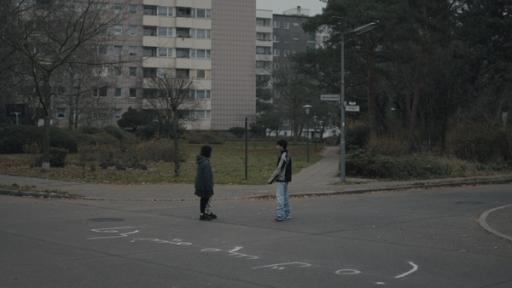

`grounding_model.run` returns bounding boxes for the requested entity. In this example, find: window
[128,4,137,14]
[175,69,189,79]
[112,3,123,13]
[158,47,168,57]
[97,45,108,55]
[97,86,108,97]
[157,6,168,16]
[158,27,168,37]
[257,32,271,41]
[176,7,192,17]
[273,21,280,28]
[129,67,137,76]
[143,47,157,57]
[110,25,123,35]
[256,46,271,55]
[112,45,122,56]
[115,88,122,97]
[56,108,66,119]
[256,61,271,69]
[195,49,207,59]
[129,88,137,98]
[189,110,210,120]
[127,25,138,36]
[143,5,157,15]
[143,68,157,78]
[256,18,271,27]
[176,48,190,58]
[273,34,279,42]
[176,27,190,38]
[282,22,290,29]
[196,70,206,79]
[195,8,207,18]
[113,66,122,76]
[143,26,157,36]
[273,48,280,56]
[143,89,158,98]
[128,46,140,56]
[195,29,210,39]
